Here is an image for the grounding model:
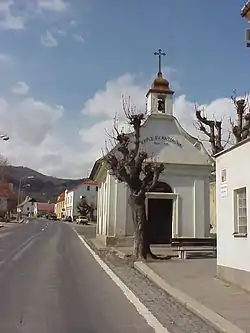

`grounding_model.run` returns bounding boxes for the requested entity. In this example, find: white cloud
[38,0,69,12]
[81,73,147,118]
[0,95,72,177]
[0,53,13,66]
[0,0,73,31]
[79,72,237,174]
[72,34,85,44]
[11,81,30,95]
[0,69,238,179]
[69,20,77,27]
[41,30,58,47]
[0,0,25,30]
[1,97,63,145]
[54,28,66,36]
